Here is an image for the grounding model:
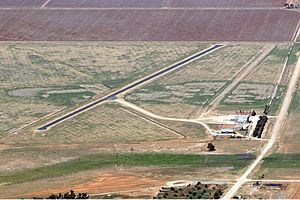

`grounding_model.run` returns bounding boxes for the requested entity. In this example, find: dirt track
[222,52,300,199]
